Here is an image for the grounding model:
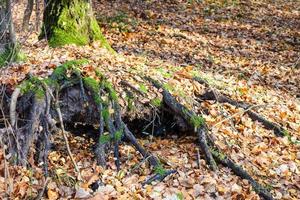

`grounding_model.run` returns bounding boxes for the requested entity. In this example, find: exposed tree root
[147,77,217,171]
[211,150,273,200]
[0,61,278,198]
[142,169,177,186]
[0,60,170,185]
[147,77,274,200]
[194,76,286,137]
